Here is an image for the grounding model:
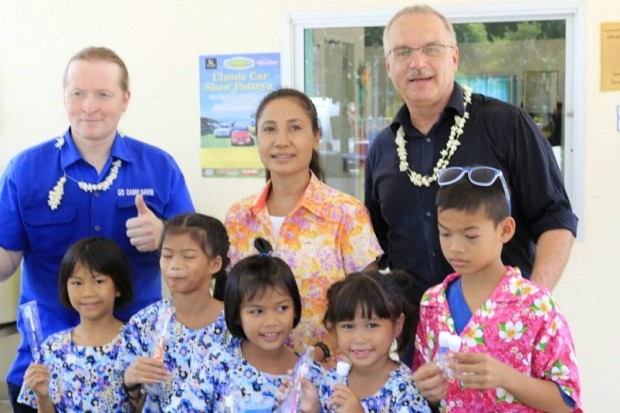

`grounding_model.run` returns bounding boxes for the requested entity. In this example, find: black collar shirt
[364,82,577,306]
